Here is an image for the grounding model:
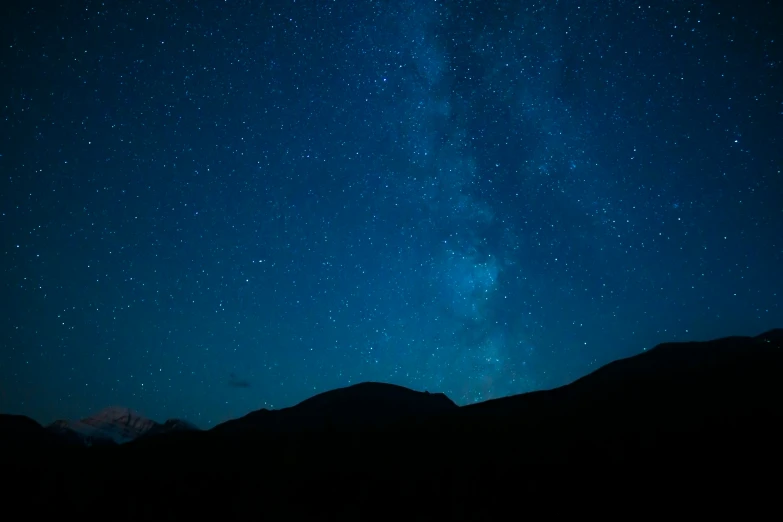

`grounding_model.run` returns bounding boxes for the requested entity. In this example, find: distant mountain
[47,407,199,446]
[48,406,157,445]
[211,381,458,435]
[142,418,200,438]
